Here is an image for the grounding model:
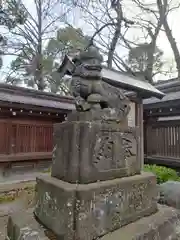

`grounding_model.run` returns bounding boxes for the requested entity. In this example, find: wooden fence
[145,120,180,160]
[0,119,53,162]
